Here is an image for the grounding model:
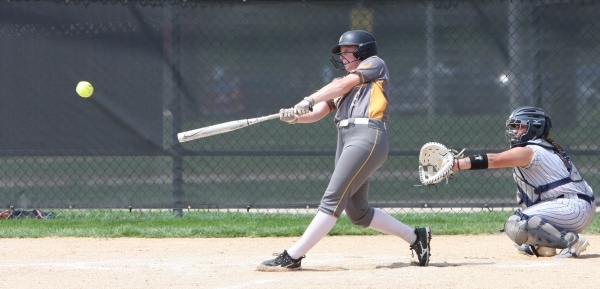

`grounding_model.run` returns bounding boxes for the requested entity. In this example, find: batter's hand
[279,108,298,124]
[293,97,314,115]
